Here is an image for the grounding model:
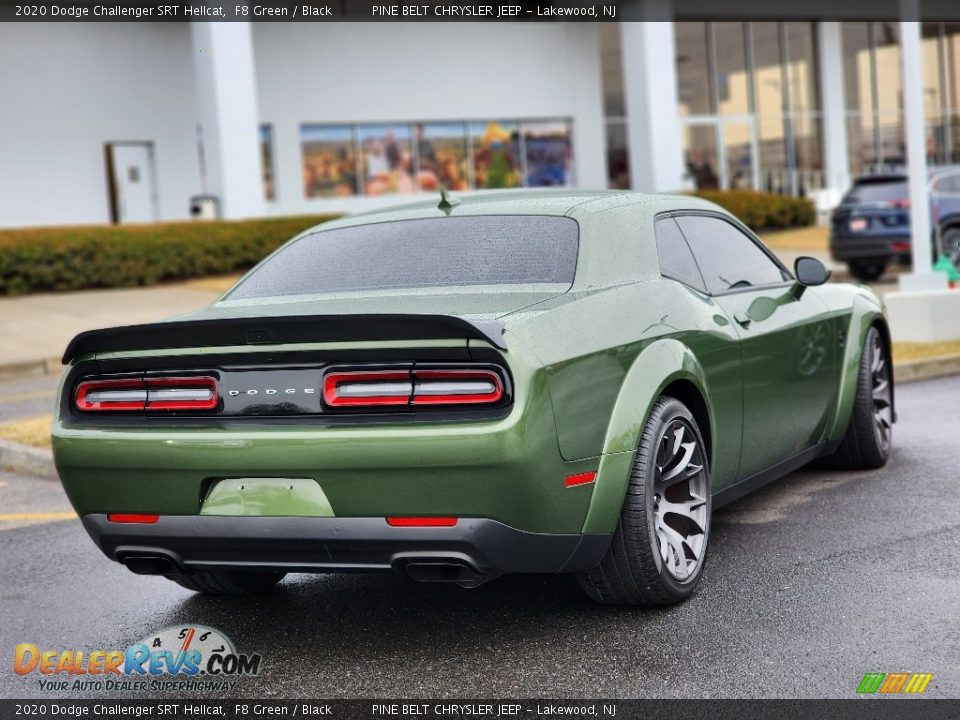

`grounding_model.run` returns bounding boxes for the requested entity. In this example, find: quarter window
[675,215,788,293]
[655,218,707,292]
